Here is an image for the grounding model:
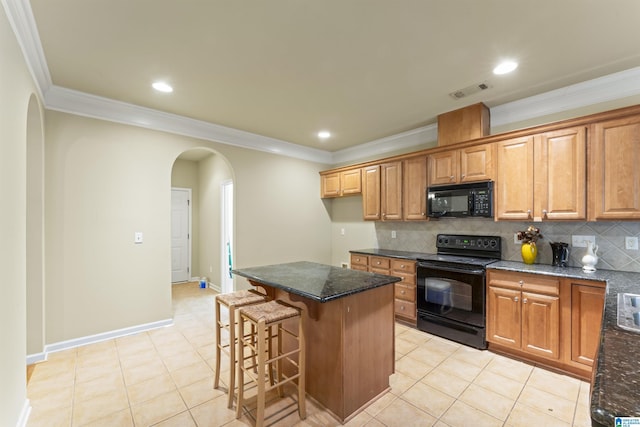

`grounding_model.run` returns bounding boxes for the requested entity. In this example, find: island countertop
[232,260,401,303]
